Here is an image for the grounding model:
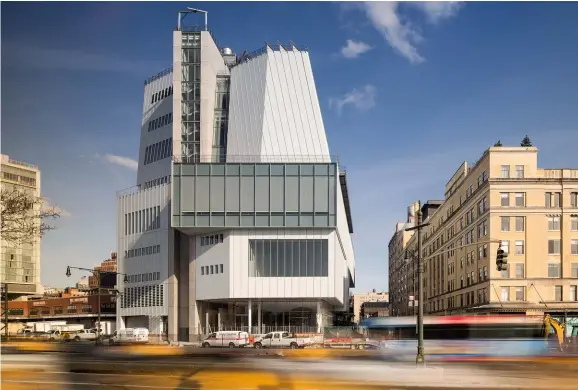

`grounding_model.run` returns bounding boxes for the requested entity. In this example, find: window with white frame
[501,165,510,178]
[570,286,577,302]
[571,240,578,255]
[548,239,561,255]
[515,193,525,207]
[515,240,525,255]
[571,216,578,231]
[515,216,525,232]
[548,216,561,231]
[515,165,524,178]
[501,193,510,206]
[555,285,563,301]
[516,263,524,278]
[548,263,561,278]
[501,216,510,232]
[501,287,510,301]
[513,287,523,301]
[501,240,510,254]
